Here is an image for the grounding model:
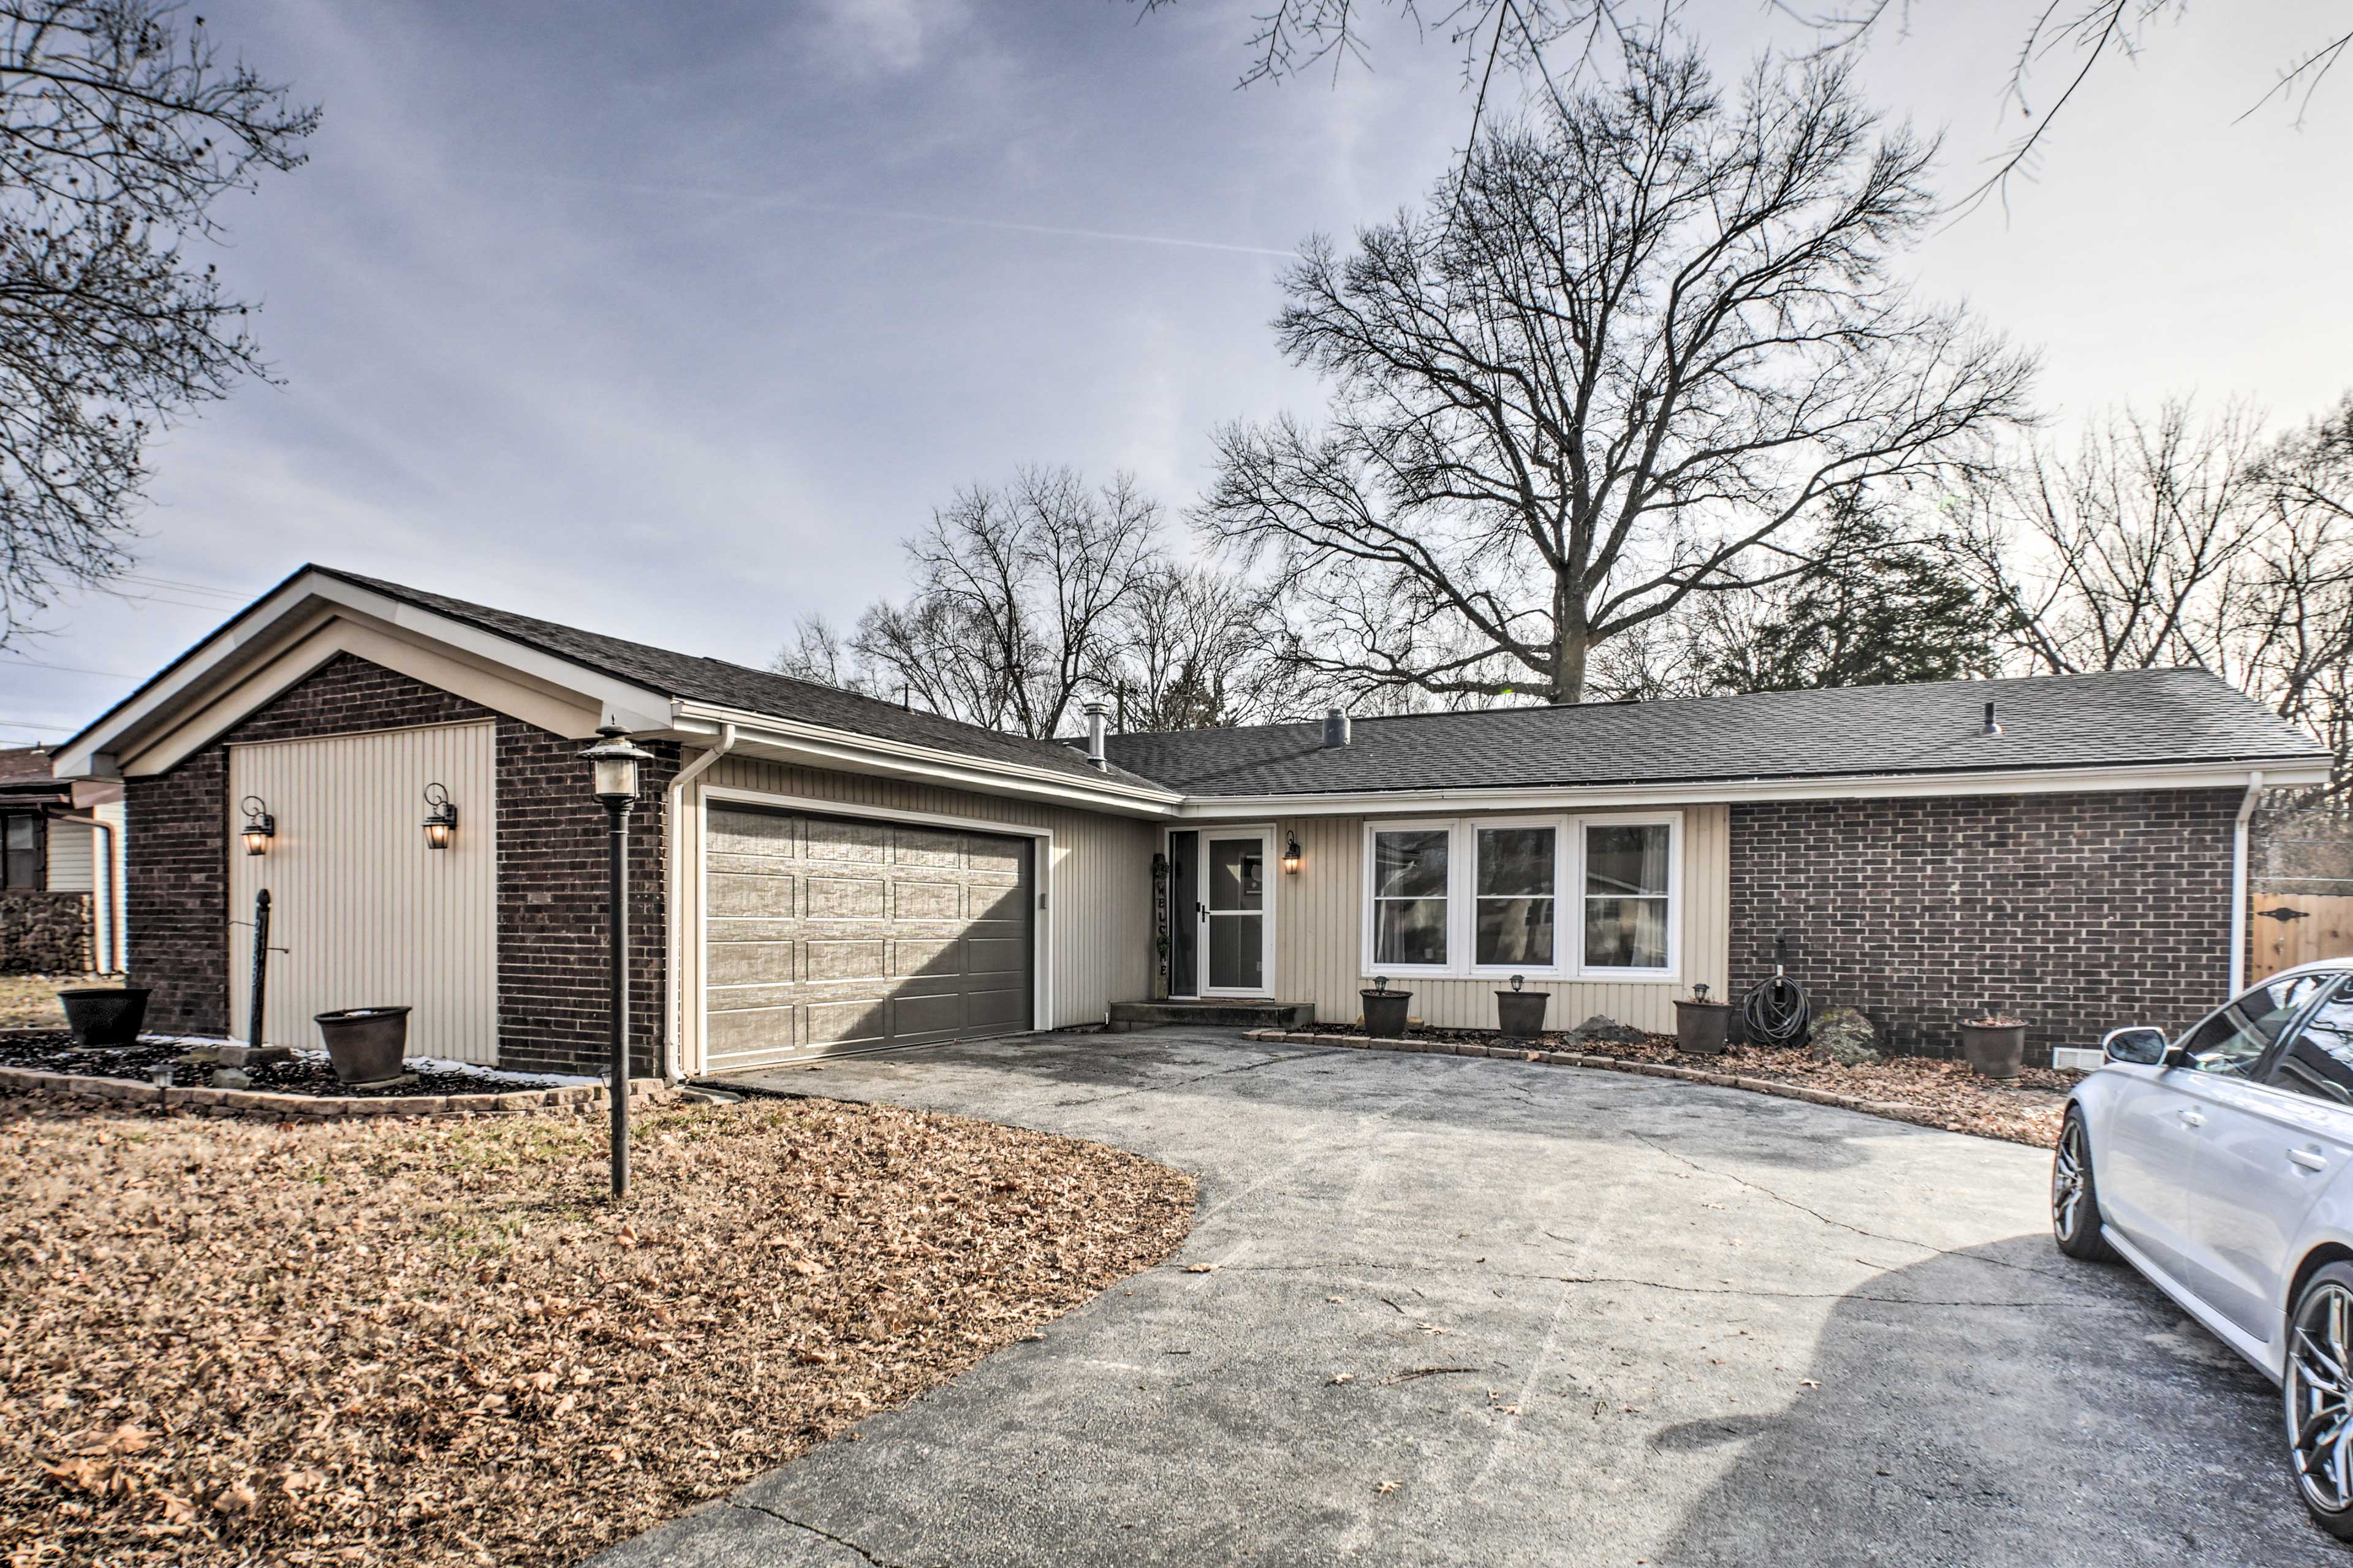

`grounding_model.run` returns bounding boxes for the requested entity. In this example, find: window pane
[1477,897,1555,966]
[2181,974,2332,1079]
[1373,830,1448,898]
[1208,839,1264,912]
[1477,827,1554,898]
[1586,824,1669,896]
[2267,985,2353,1106]
[1374,898,1448,966]
[1584,896,1669,969]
